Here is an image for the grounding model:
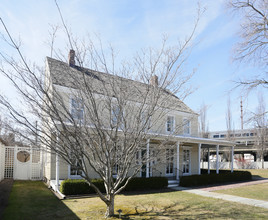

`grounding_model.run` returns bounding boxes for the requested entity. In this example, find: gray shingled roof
[46,57,196,114]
